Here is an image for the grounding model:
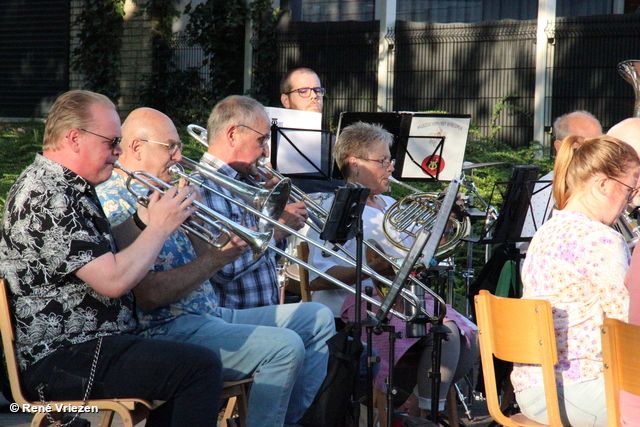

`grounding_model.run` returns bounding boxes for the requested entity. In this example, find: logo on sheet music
[421,155,445,177]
